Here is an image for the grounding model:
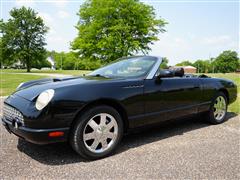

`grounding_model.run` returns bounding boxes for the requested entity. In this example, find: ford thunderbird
[2,56,237,159]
